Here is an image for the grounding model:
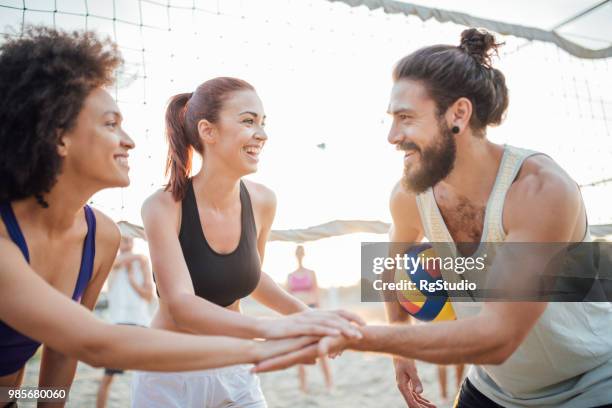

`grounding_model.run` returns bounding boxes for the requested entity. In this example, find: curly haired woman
[0,27,322,407]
